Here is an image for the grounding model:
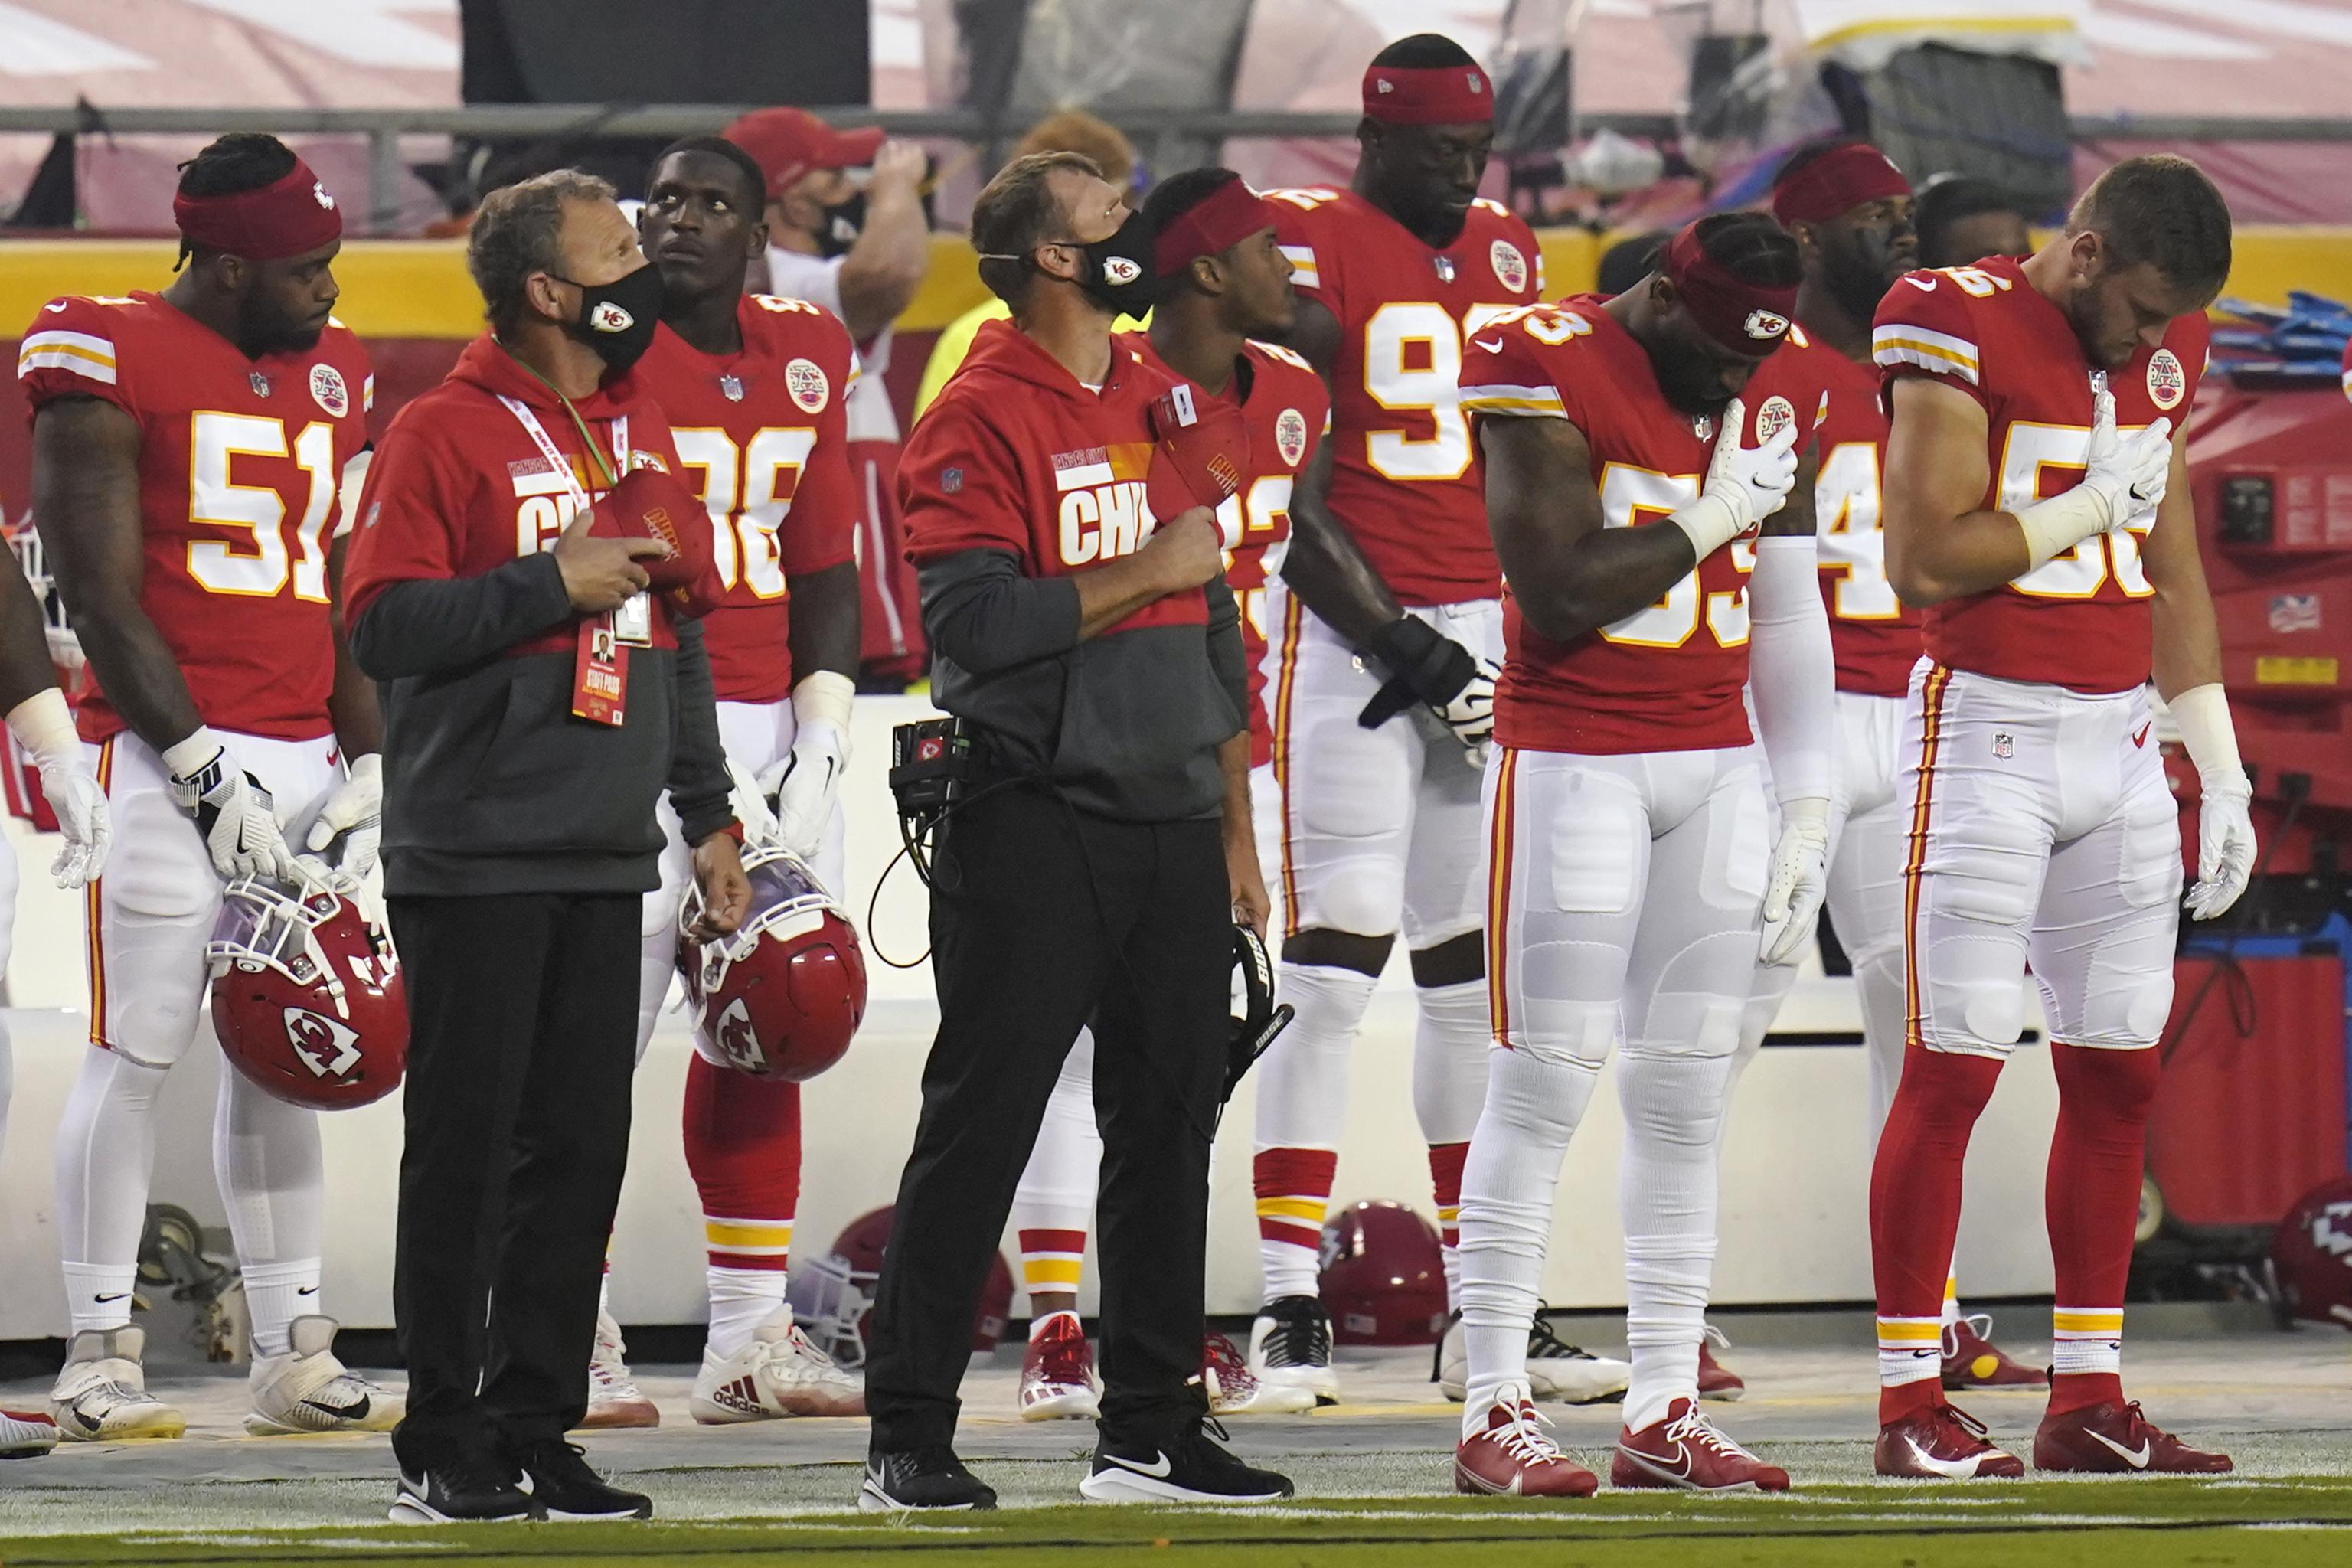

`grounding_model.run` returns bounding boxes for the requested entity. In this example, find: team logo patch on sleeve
[309,364,349,416]
[2146,348,2186,410]
[1276,407,1308,467]
[1490,239,1529,293]
[786,357,831,412]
